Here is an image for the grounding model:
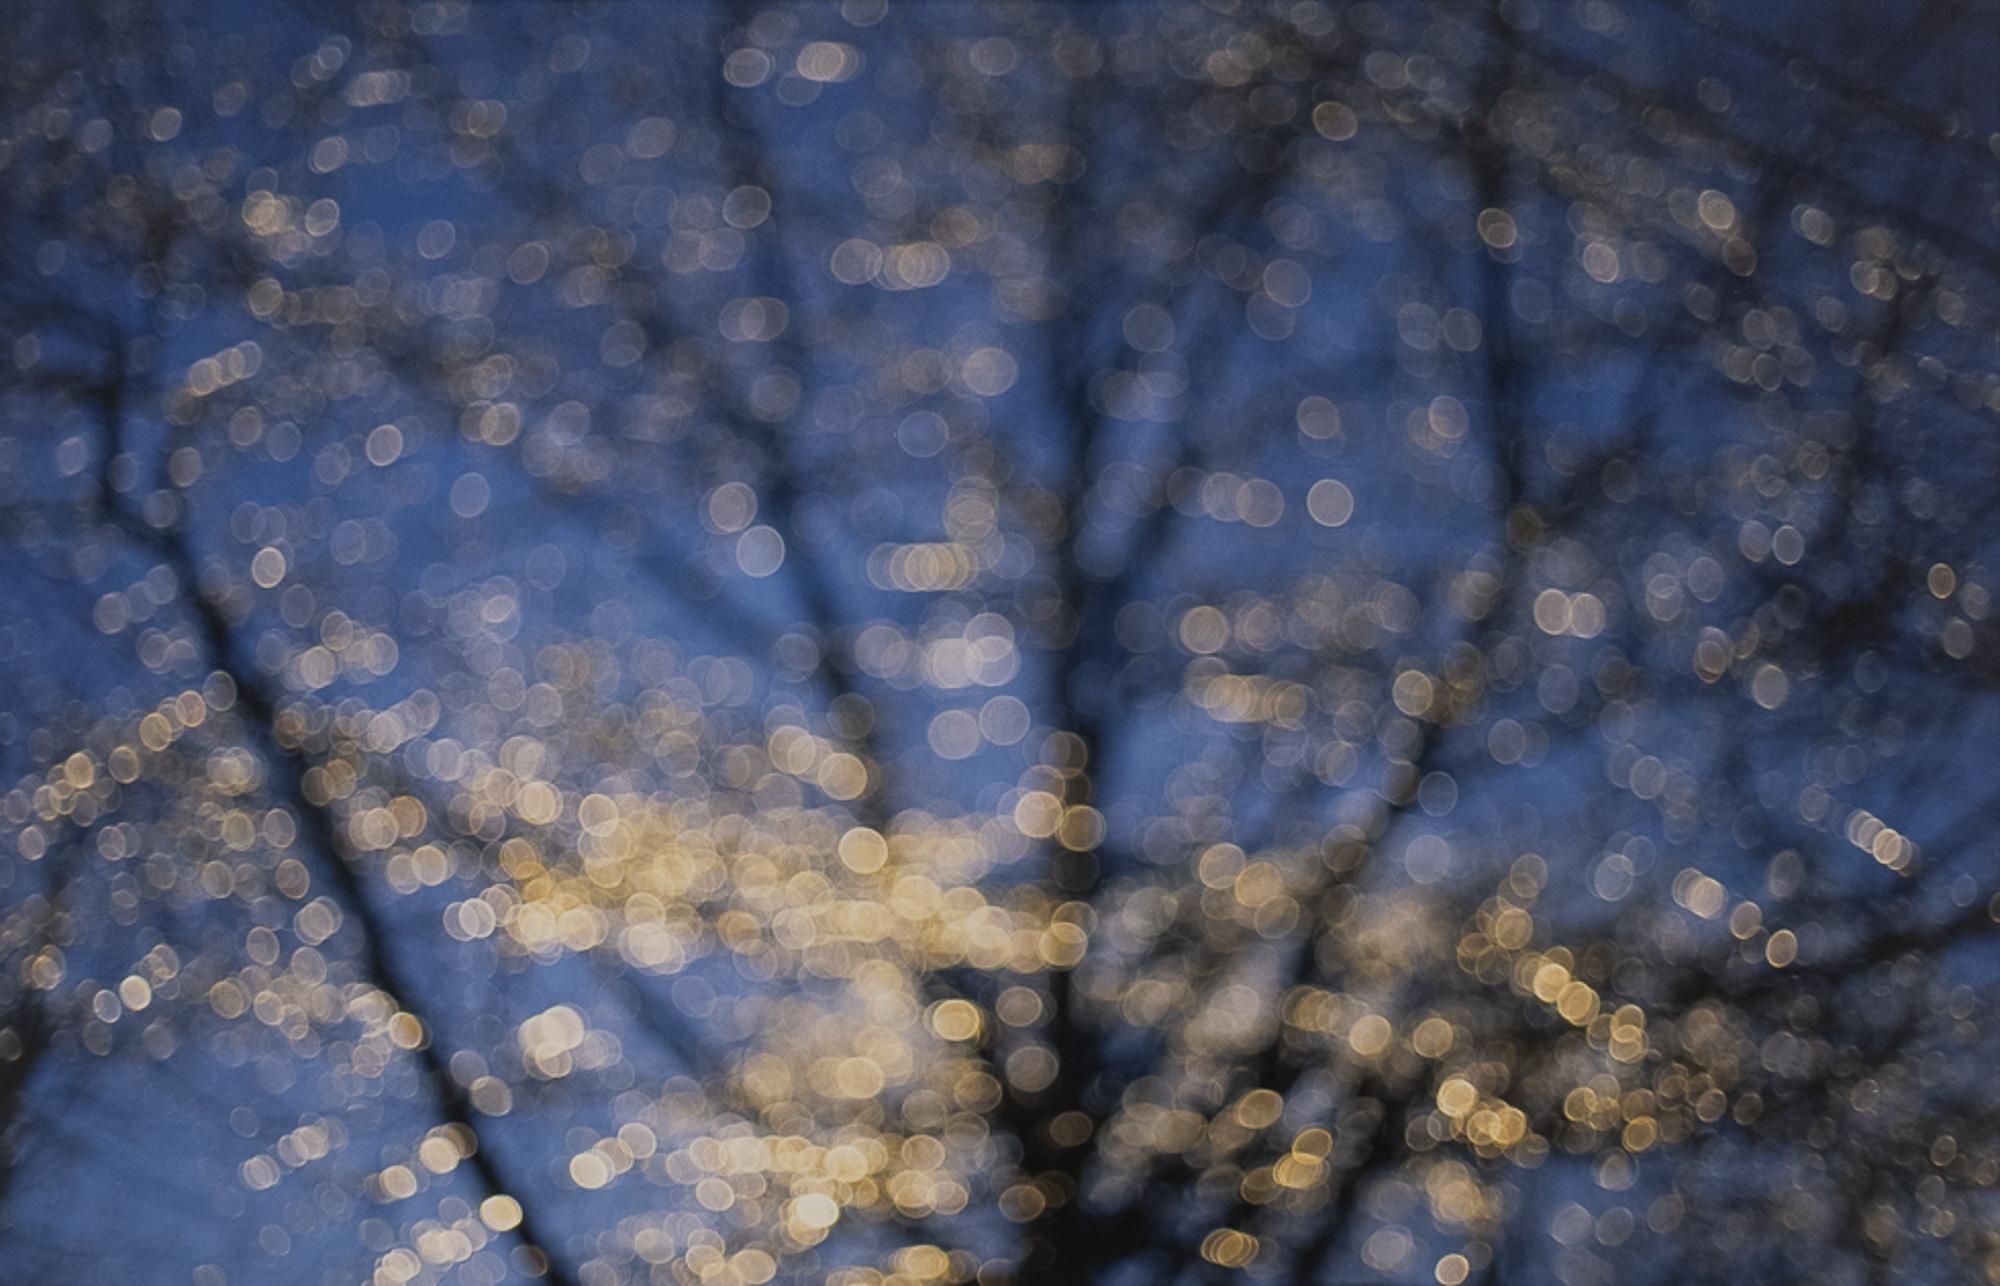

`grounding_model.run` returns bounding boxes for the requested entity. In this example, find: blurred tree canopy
[2,1,1999,1283]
